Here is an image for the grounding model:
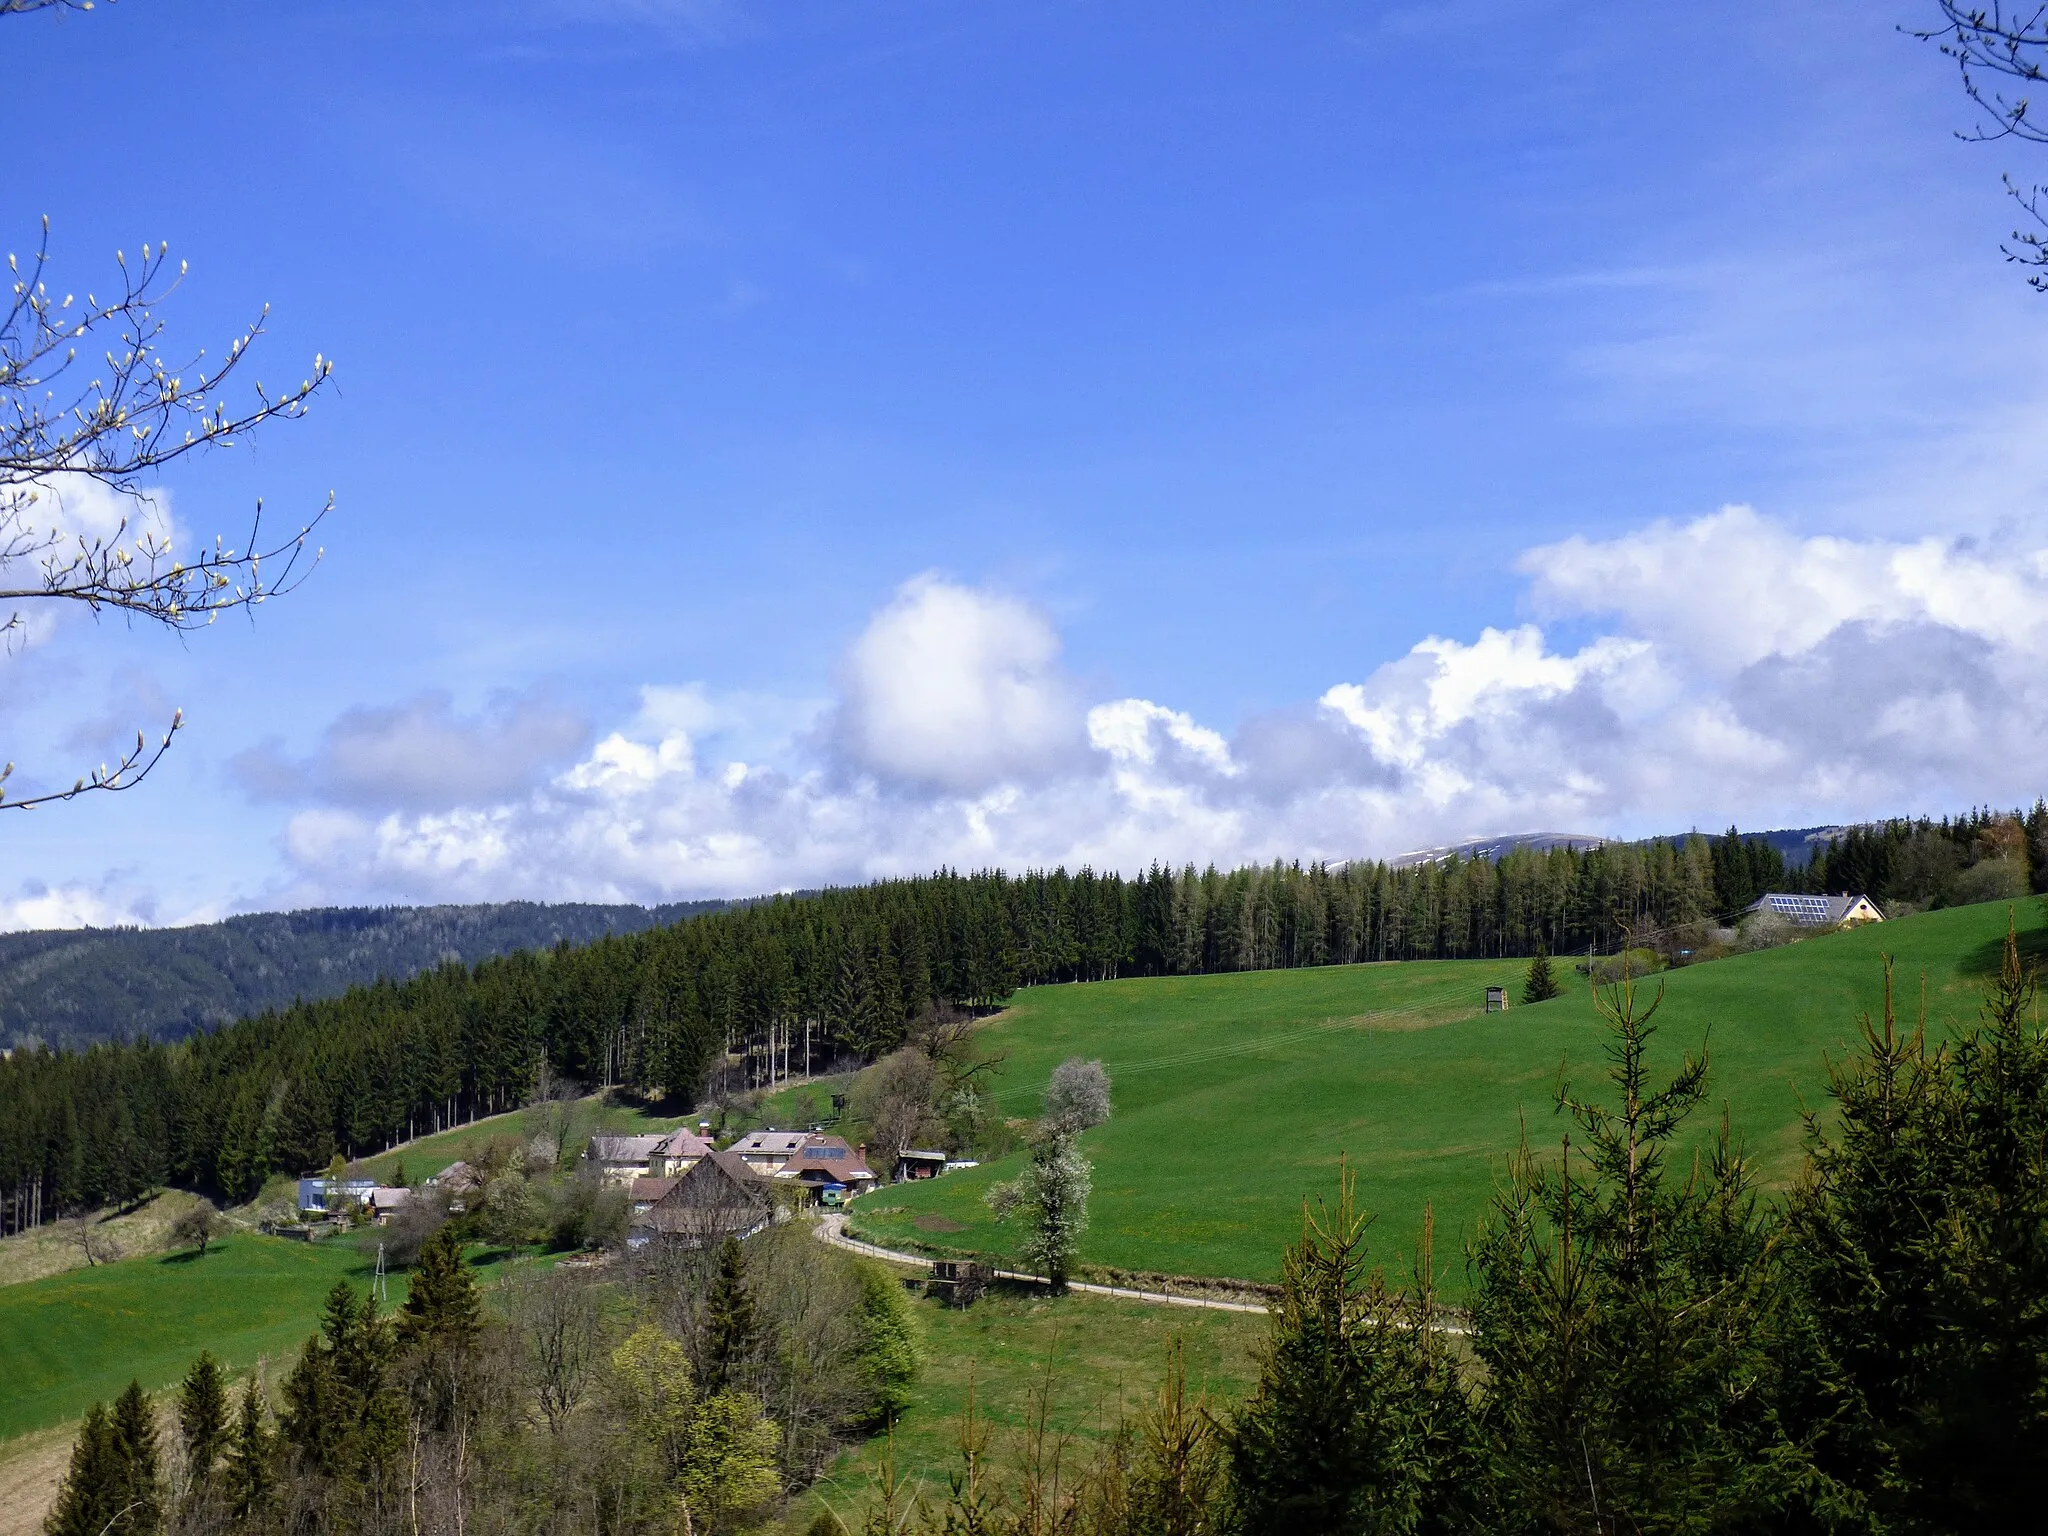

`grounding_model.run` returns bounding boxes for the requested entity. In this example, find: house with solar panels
[1746,892,1884,928]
